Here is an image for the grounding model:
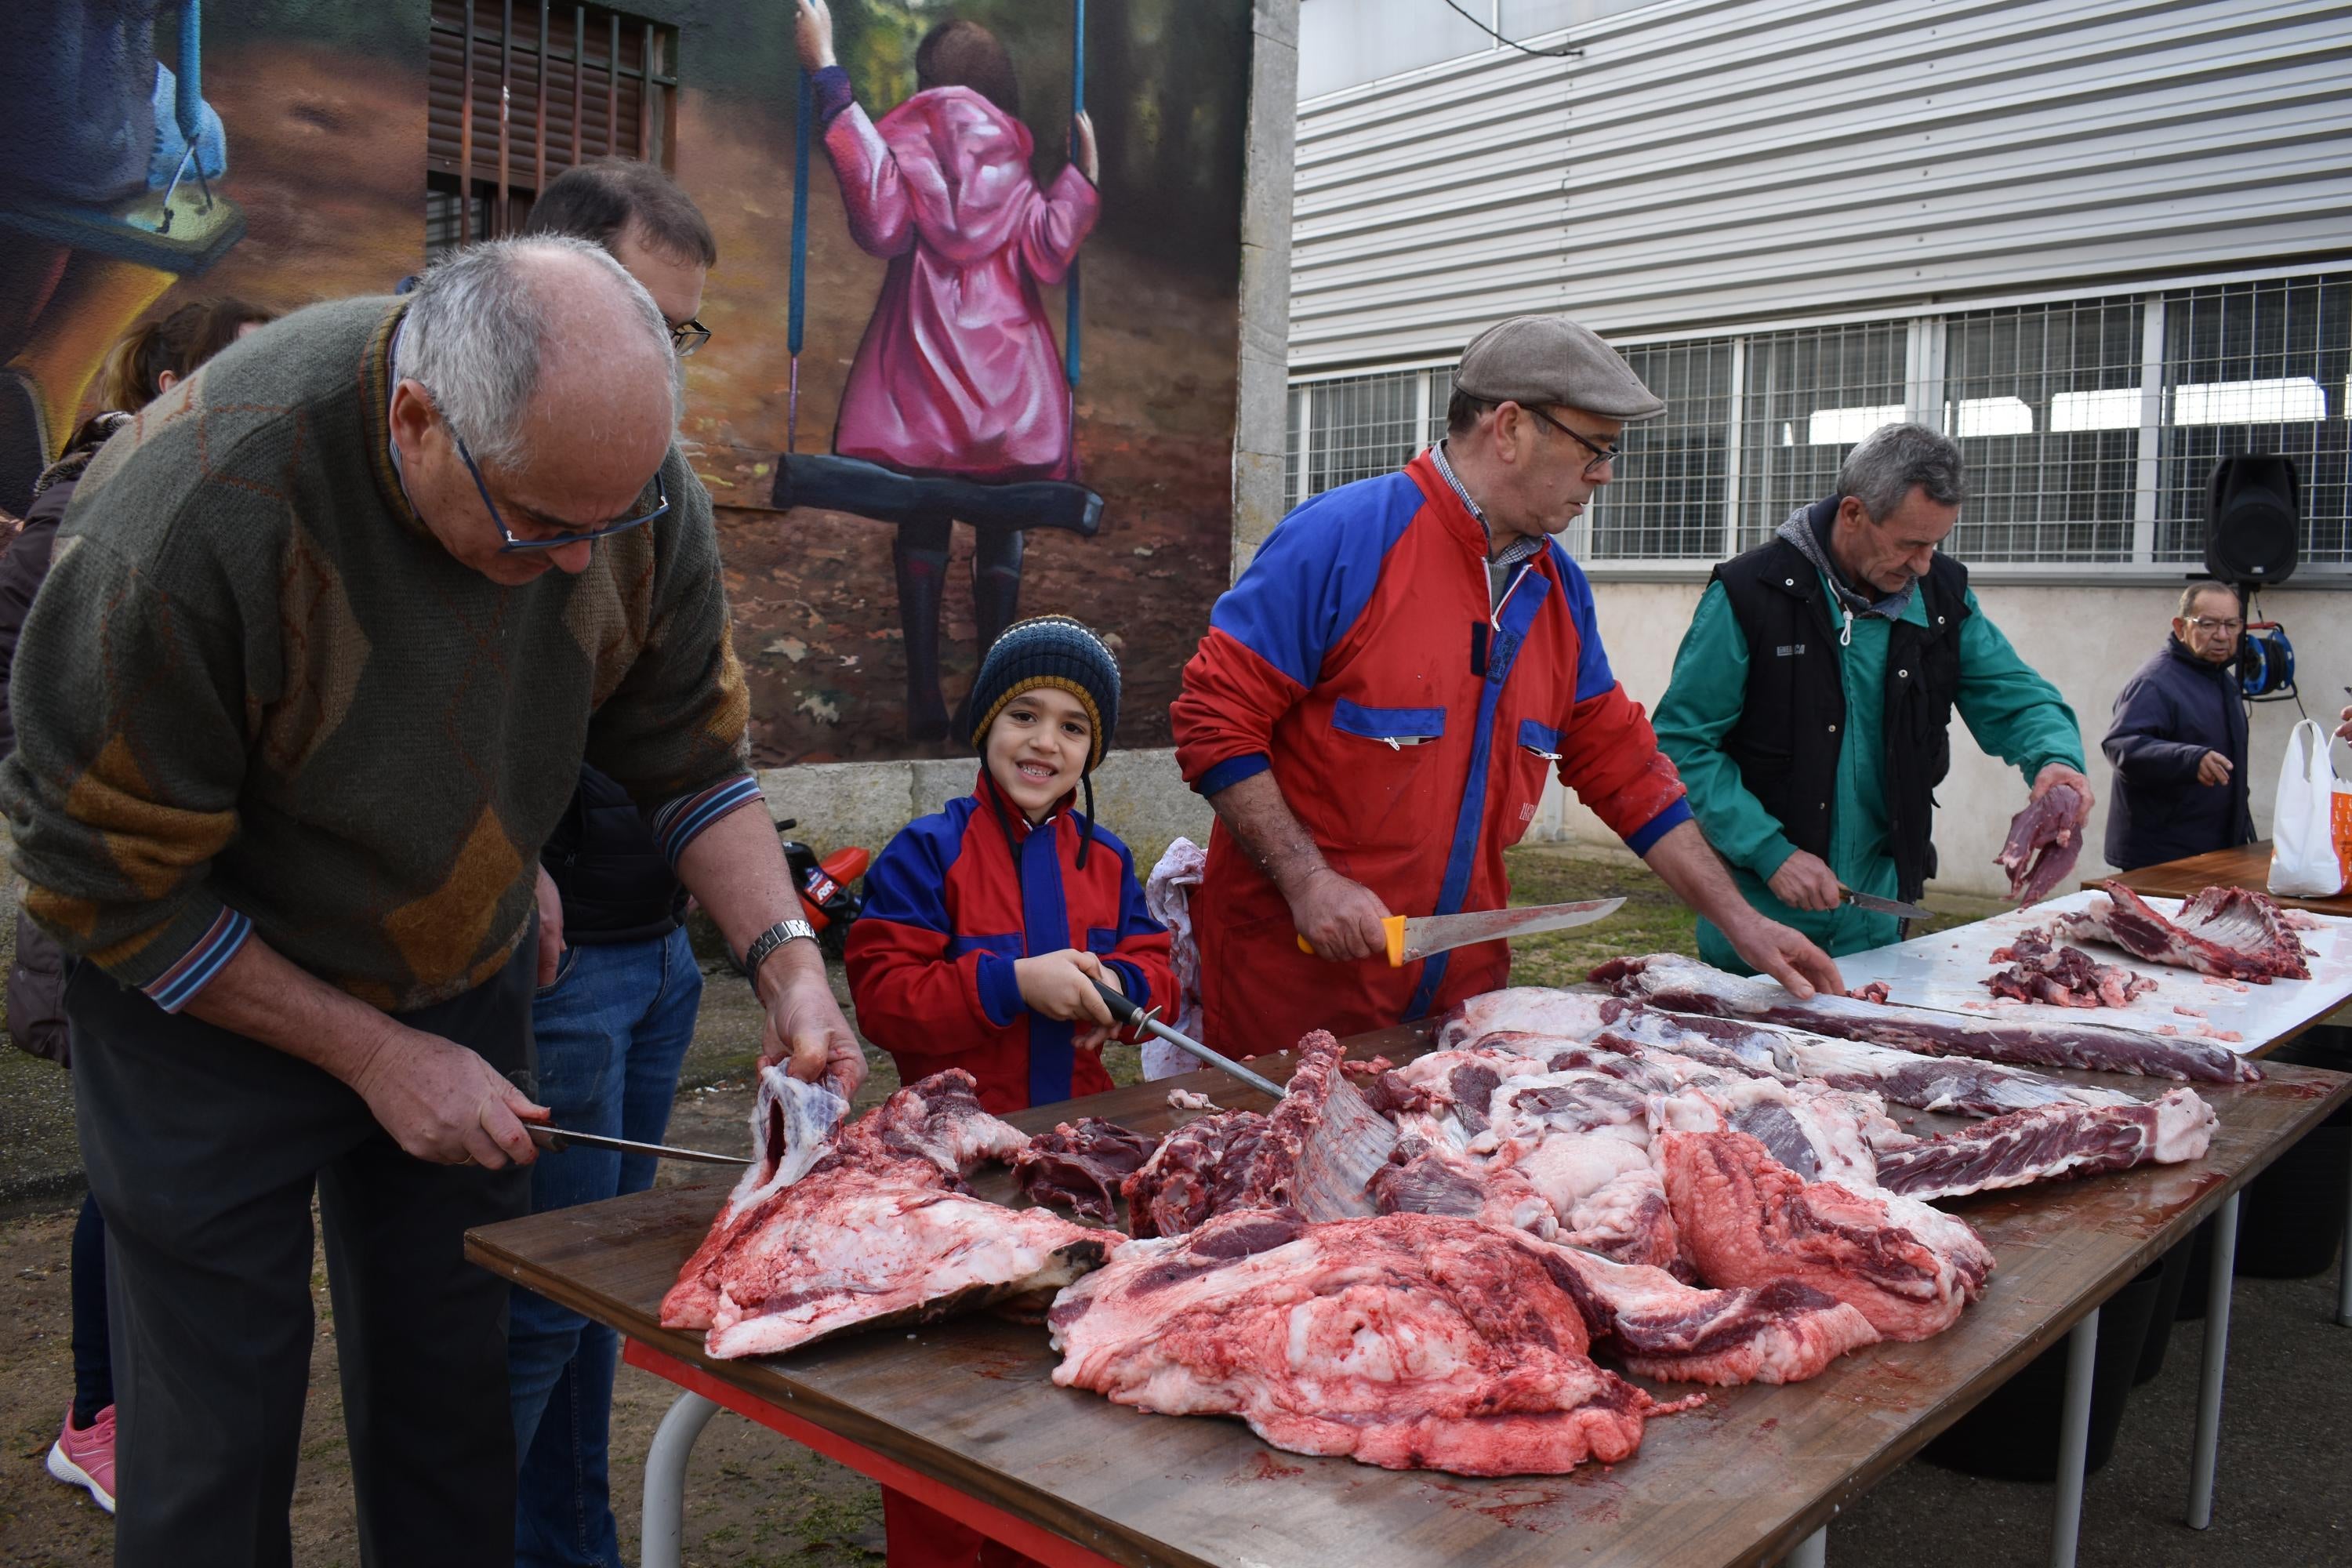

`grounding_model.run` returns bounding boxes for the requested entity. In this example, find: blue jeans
[510,927,702,1568]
